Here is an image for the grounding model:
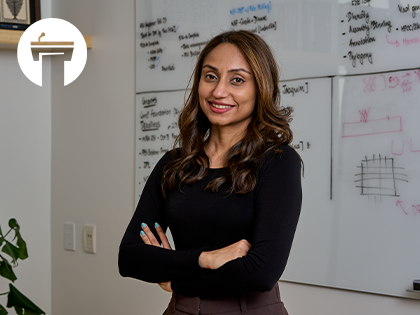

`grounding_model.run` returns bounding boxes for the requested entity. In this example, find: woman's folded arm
[118,151,206,283]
